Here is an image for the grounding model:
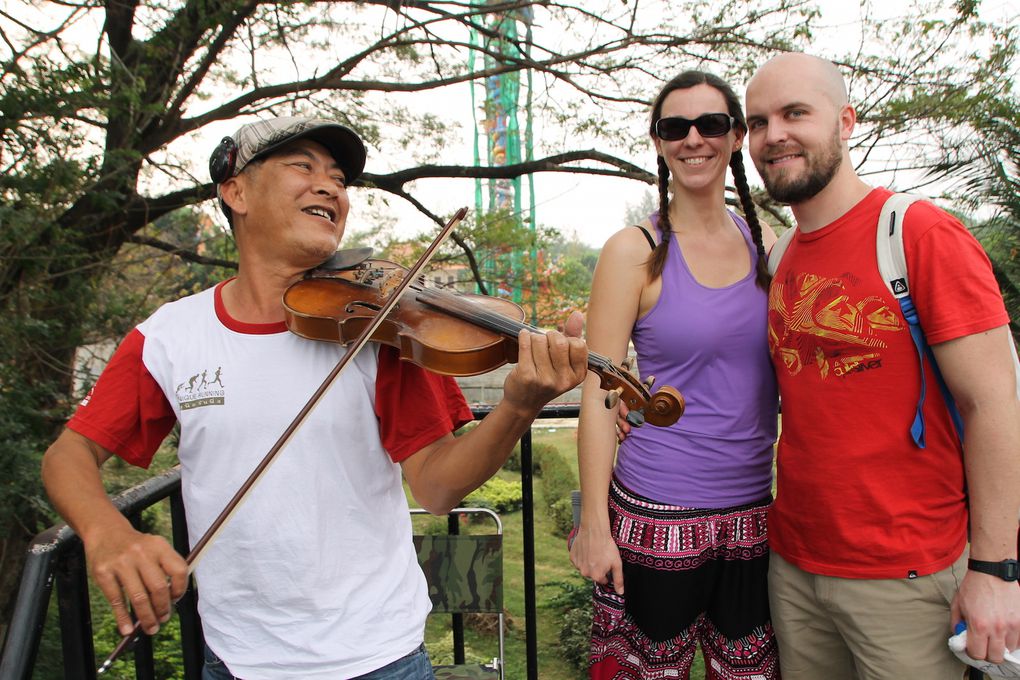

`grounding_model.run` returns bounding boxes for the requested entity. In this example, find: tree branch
[126,234,238,269]
[366,150,654,191]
